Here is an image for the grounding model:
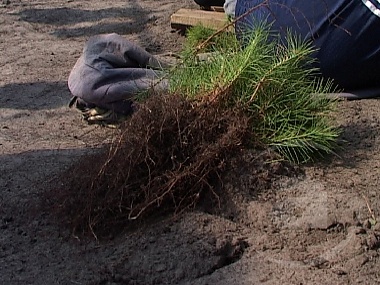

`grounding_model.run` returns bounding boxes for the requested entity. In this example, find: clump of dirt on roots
[55,93,252,237]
